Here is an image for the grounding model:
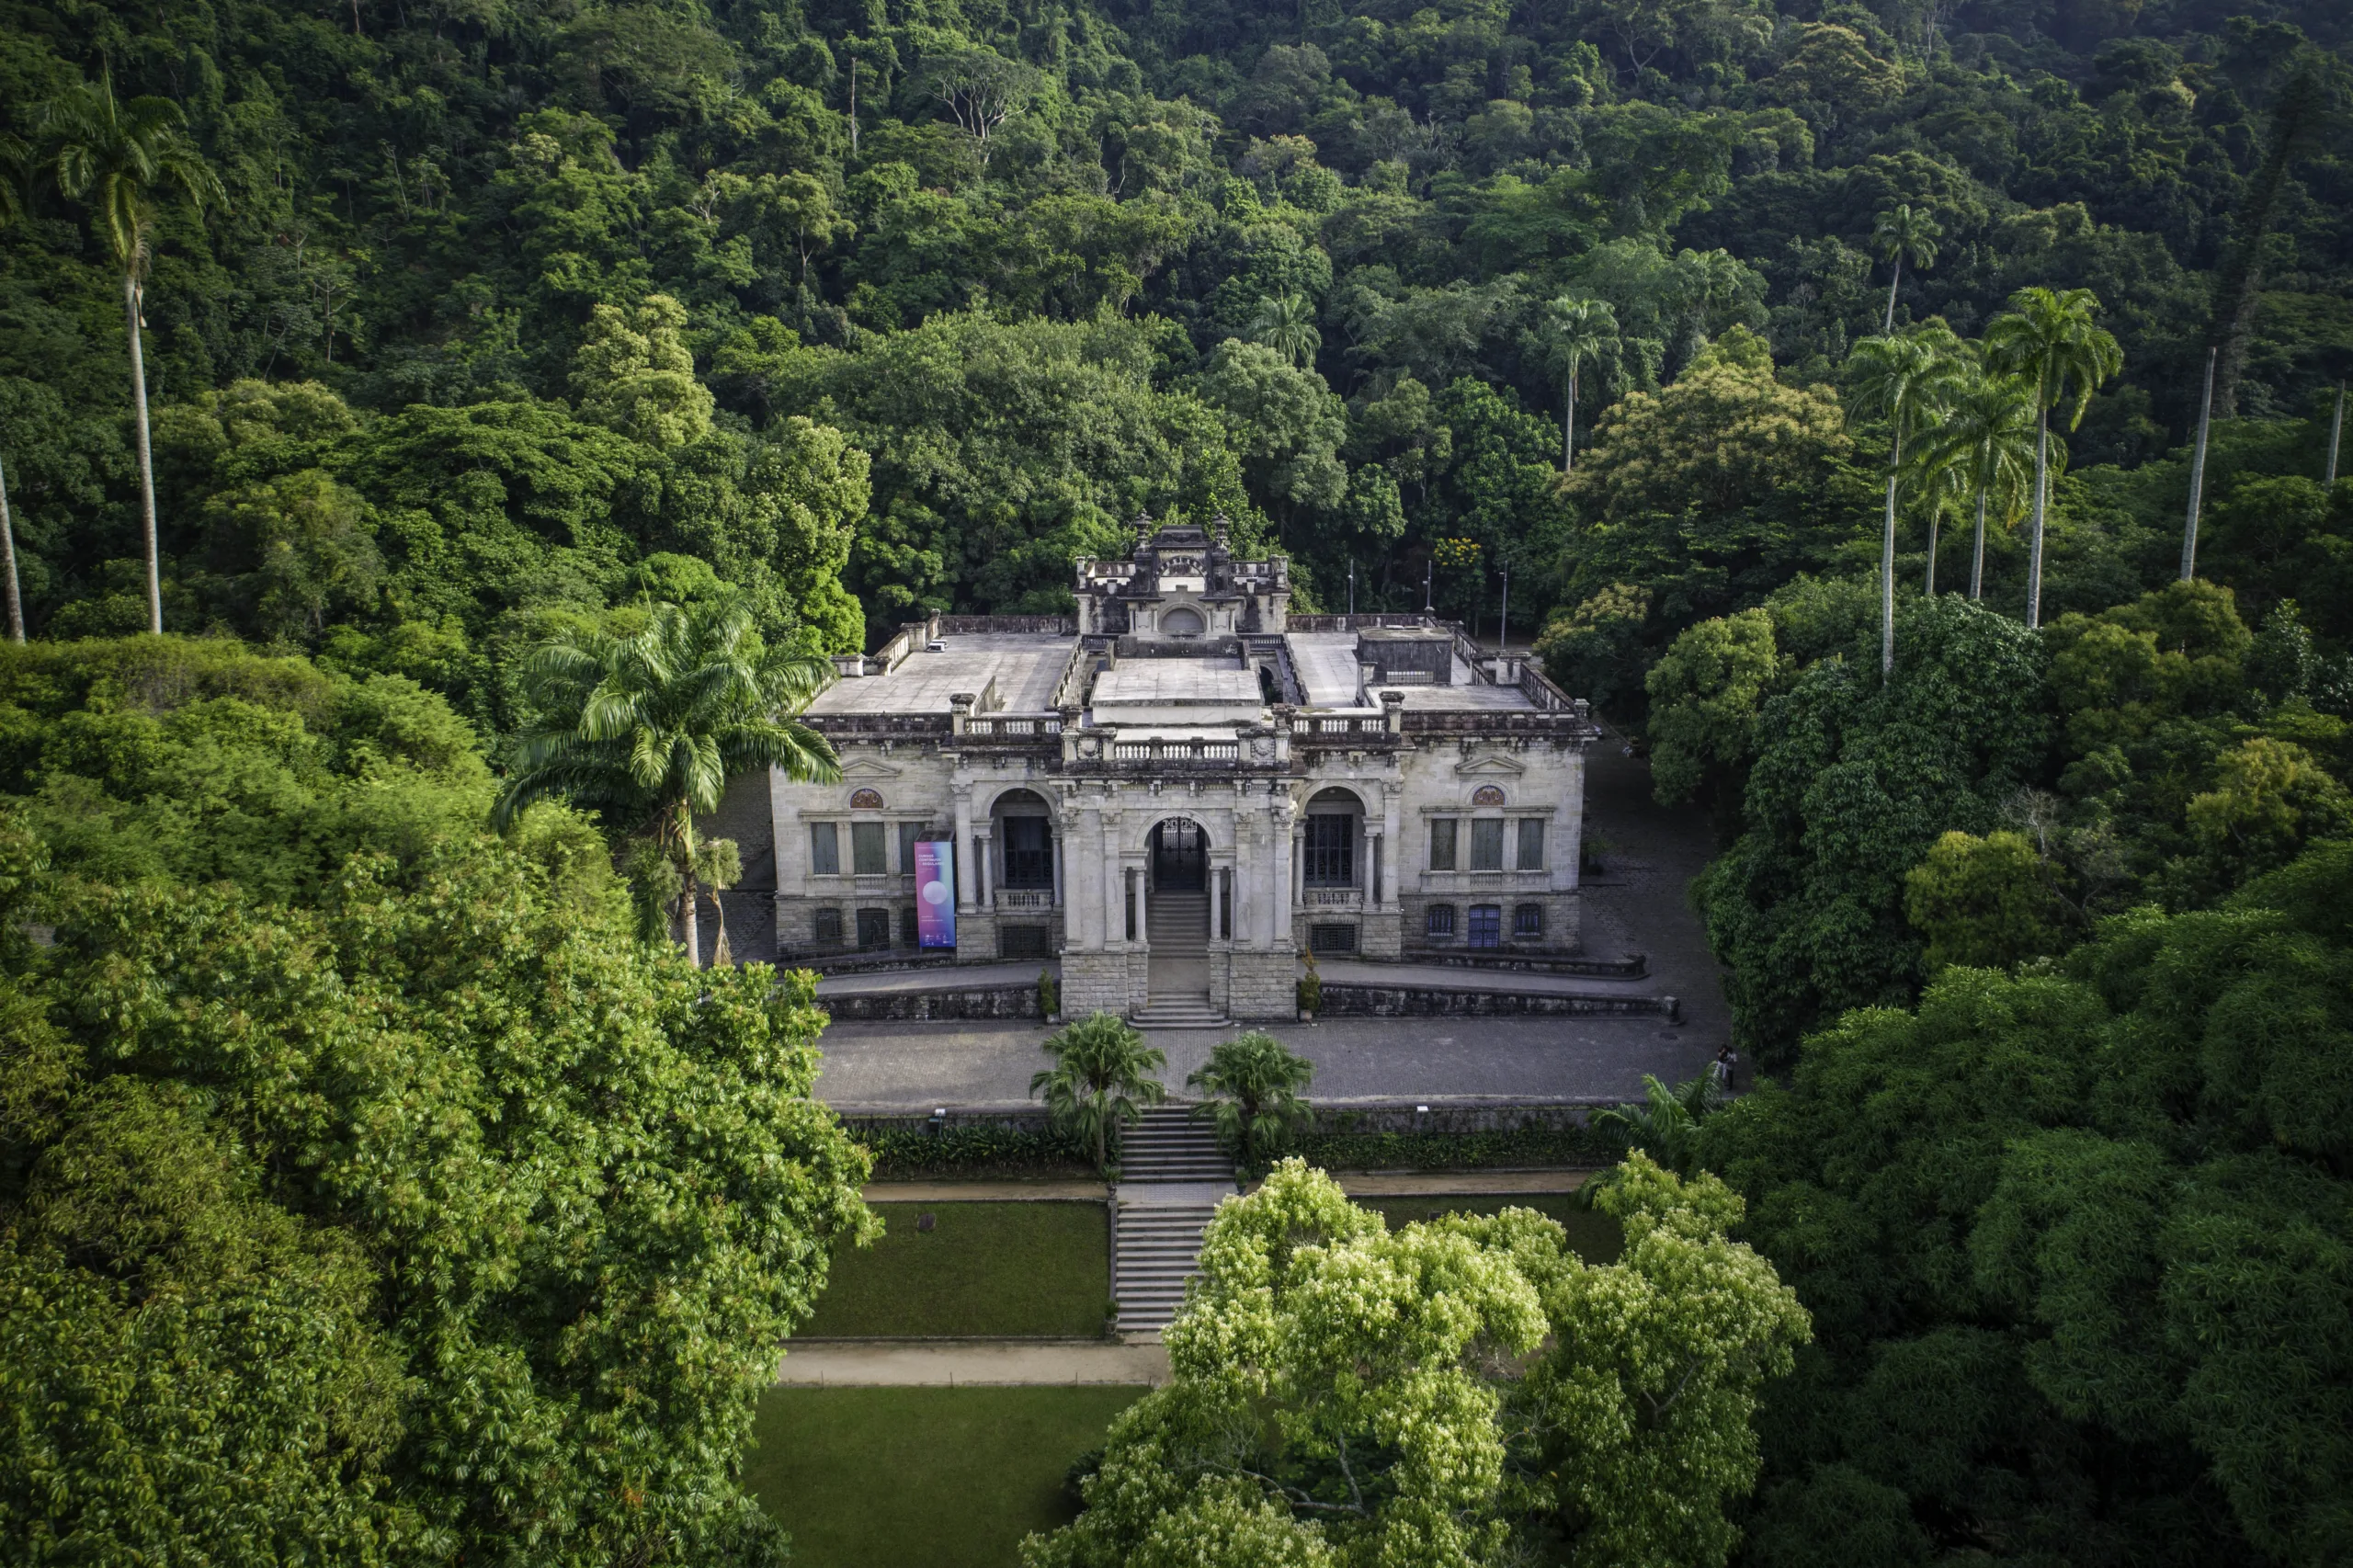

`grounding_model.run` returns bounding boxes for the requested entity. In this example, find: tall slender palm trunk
[0,450,22,642]
[1925,508,1940,597]
[2025,409,2050,630]
[1563,372,1577,472]
[2181,347,2215,582]
[1880,439,1900,676]
[123,273,162,635]
[1970,492,1988,600]
[1883,257,1901,333]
